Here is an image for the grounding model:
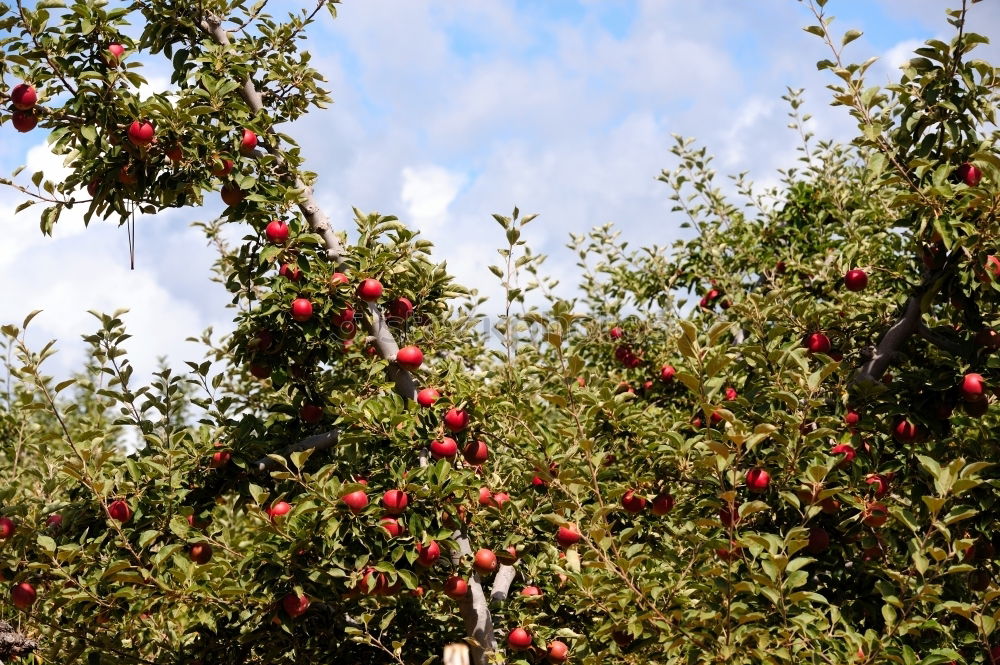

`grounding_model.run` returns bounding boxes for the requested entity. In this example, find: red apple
[478,487,494,507]
[443,575,469,599]
[118,164,137,185]
[957,162,982,187]
[46,514,62,529]
[252,329,274,352]
[845,409,860,427]
[866,473,890,497]
[556,525,581,548]
[547,640,569,663]
[493,492,510,508]
[107,499,132,523]
[463,440,489,465]
[473,548,497,574]
[380,516,403,537]
[10,83,37,110]
[961,372,986,402]
[10,109,37,133]
[609,326,624,339]
[650,493,674,516]
[659,365,676,382]
[863,501,888,528]
[240,128,258,154]
[267,501,292,520]
[249,363,271,379]
[11,582,36,610]
[807,527,830,554]
[279,263,302,281]
[299,403,323,424]
[210,157,234,177]
[165,145,183,162]
[388,297,414,321]
[745,467,770,492]
[396,345,423,371]
[0,517,14,540]
[804,332,831,354]
[893,418,919,443]
[621,490,646,513]
[128,120,154,146]
[357,278,383,301]
[220,183,245,206]
[210,450,231,468]
[416,387,440,407]
[104,43,126,67]
[719,502,741,528]
[290,298,313,323]
[520,585,542,597]
[725,387,738,401]
[430,437,458,459]
[508,627,532,651]
[282,592,310,618]
[844,269,868,292]
[416,540,440,567]
[382,489,408,515]
[189,543,213,564]
[330,272,349,287]
[443,408,469,432]
[265,220,289,245]
[342,490,368,514]
[830,443,856,467]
